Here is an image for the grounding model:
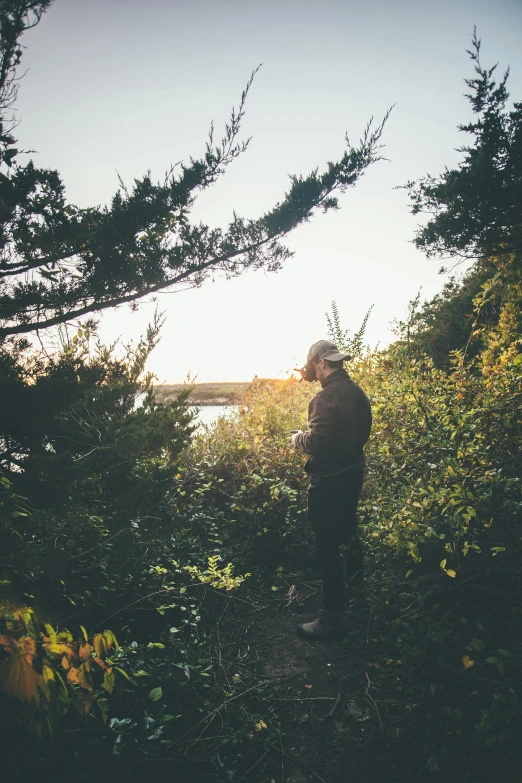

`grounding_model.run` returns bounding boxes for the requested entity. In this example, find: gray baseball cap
[307,340,352,363]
